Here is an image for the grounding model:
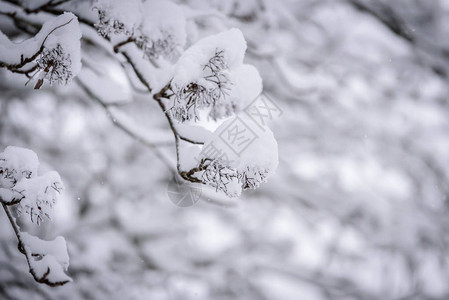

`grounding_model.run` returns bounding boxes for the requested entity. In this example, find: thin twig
[113,37,135,53]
